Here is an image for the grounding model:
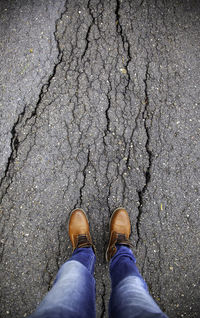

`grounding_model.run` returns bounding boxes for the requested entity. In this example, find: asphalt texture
[0,0,200,317]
